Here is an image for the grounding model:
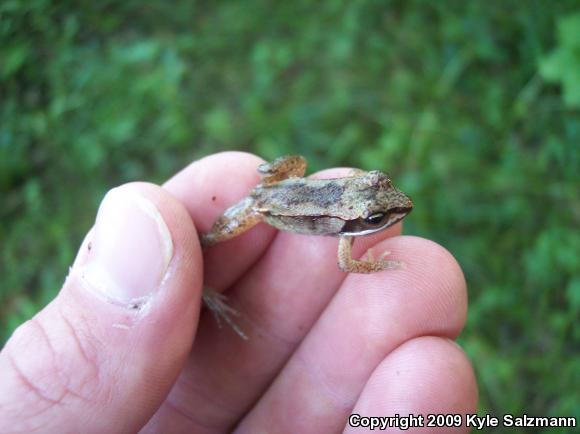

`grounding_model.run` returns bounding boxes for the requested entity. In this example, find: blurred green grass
[1,0,579,429]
